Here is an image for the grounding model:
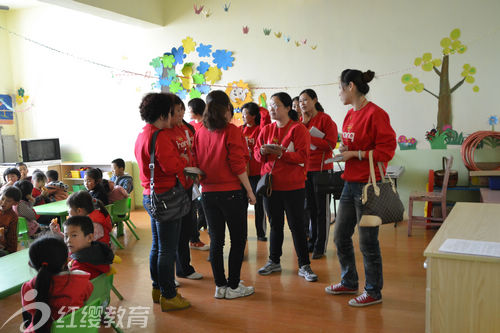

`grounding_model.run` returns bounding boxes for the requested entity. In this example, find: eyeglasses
[269,103,283,110]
